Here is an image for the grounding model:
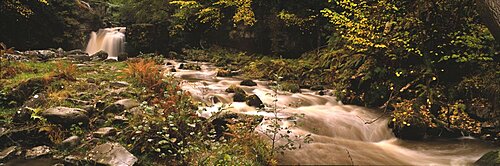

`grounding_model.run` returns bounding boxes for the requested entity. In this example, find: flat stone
[110,81,130,88]
[61,136,80,148]
[0,146,17,161]
[113,116,129,124]
[41,107,89,126]
[25,146,51,159]
[88,142,137,166]
[104,99,139,113]
[93,127,117,138]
